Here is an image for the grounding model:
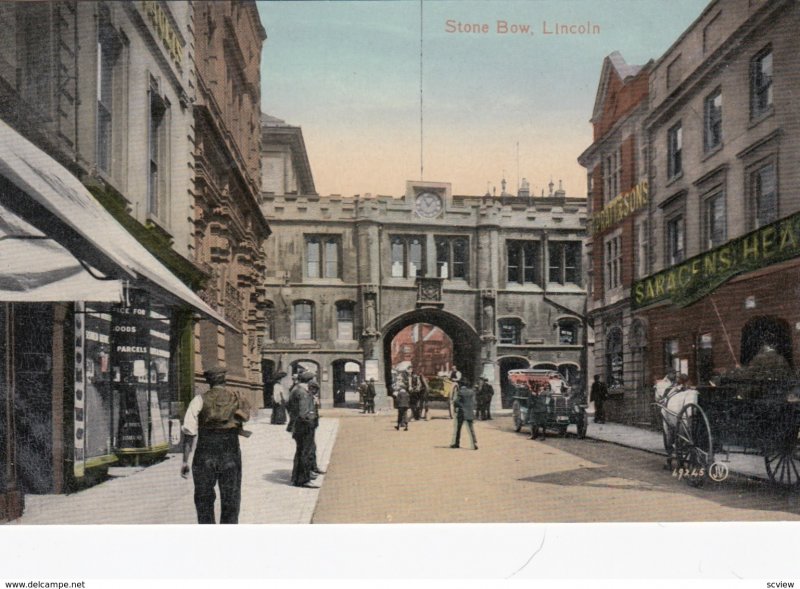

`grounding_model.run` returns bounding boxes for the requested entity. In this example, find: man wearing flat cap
[181,364,251,524]
[287,370,318,487]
